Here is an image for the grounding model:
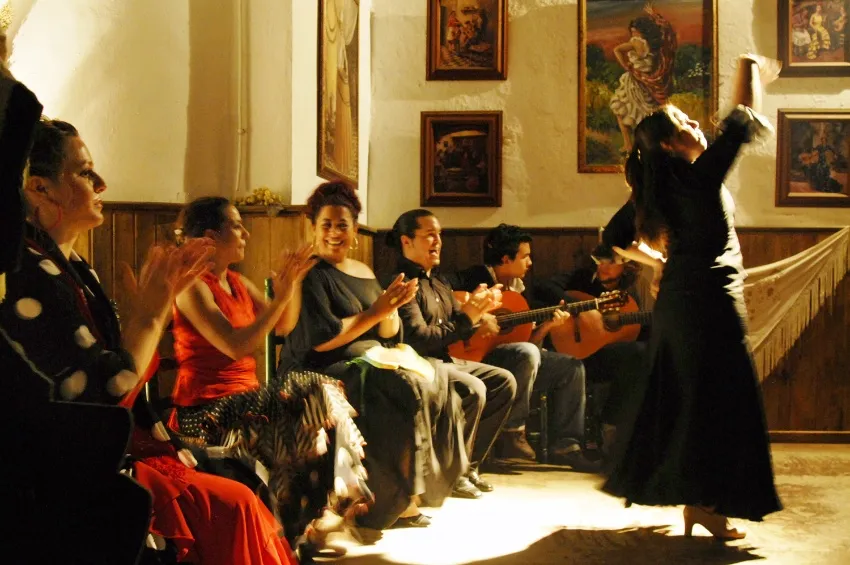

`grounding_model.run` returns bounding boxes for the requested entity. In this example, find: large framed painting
[426,0,508,80]
[317,0,359,186]
[421,111,502,207]
[578,0,718,173]
[776,109,850,208]
[778,0,850,78]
